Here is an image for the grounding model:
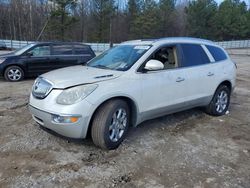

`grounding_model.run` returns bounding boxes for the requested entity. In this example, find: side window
[28,45,50,56]
[151,46,179,69]
[180,44,210,67]
[52,45,73,55]
[206,45,227,62]
[74,45,91,55]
